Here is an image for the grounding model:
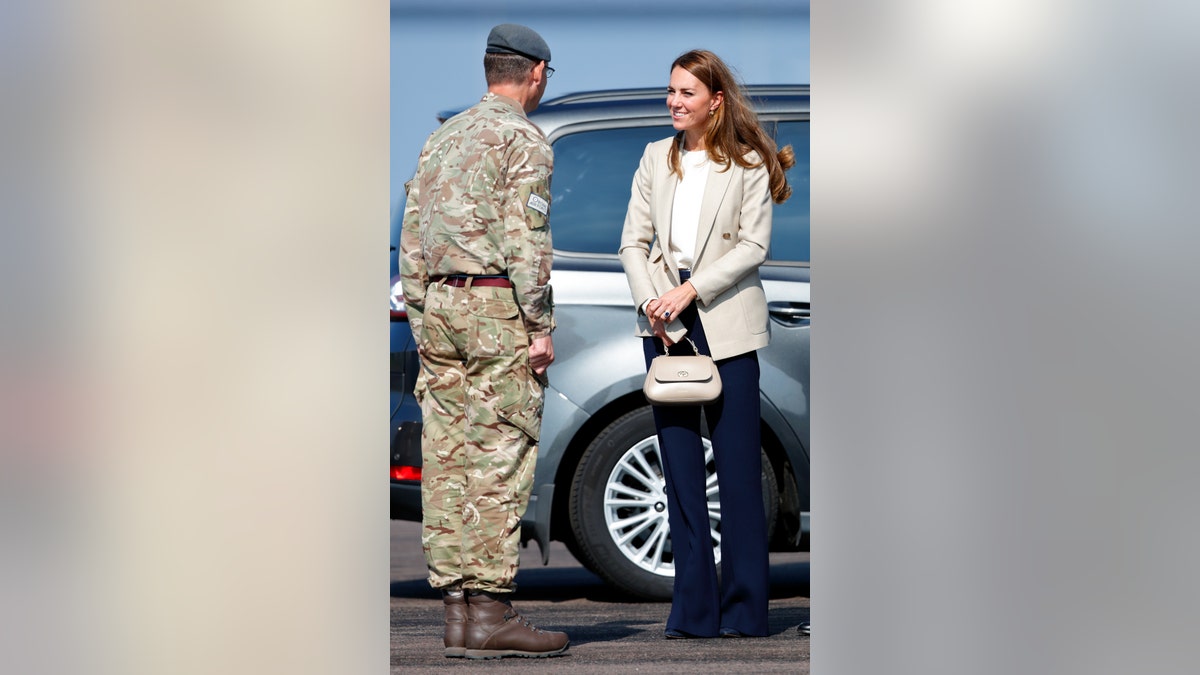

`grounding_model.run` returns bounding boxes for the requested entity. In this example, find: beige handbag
[643,337,723,406]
